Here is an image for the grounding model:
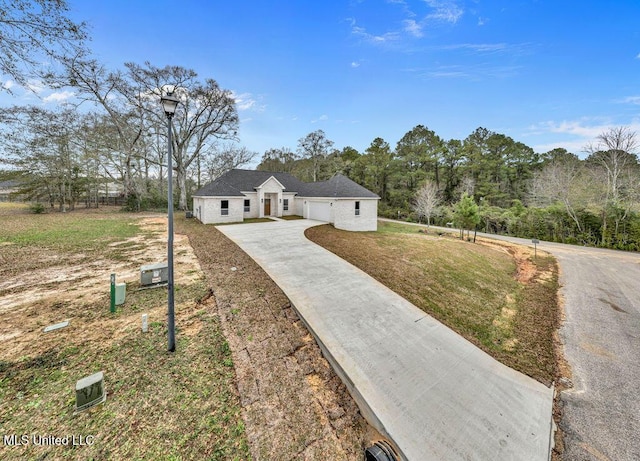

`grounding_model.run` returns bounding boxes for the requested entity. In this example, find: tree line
[257,126,640,250]
[2,1,640,251]
[0,61,254,212]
